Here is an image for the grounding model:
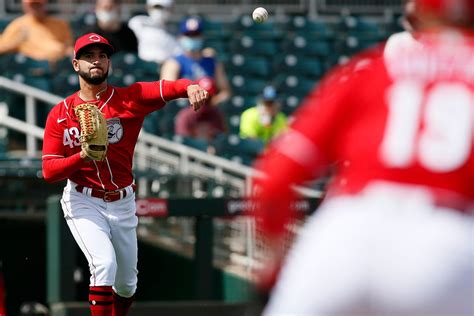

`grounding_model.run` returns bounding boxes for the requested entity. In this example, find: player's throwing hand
[186,84,209,111]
